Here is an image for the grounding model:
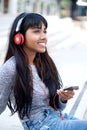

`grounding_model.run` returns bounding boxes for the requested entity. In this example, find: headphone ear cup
[13,33,24,45]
